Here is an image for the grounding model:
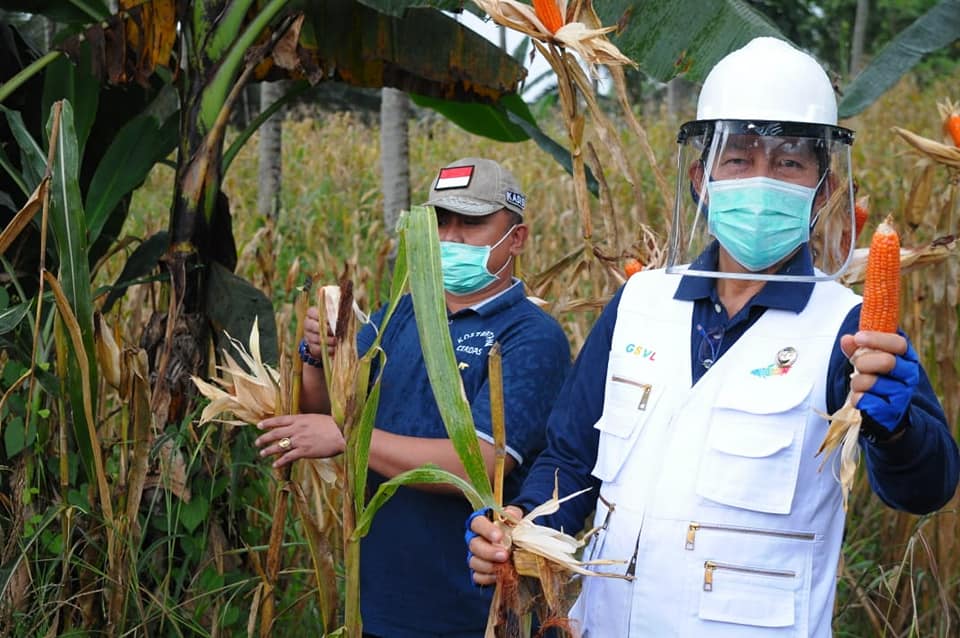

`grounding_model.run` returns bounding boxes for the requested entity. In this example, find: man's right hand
[467,505,523,586]
[304,306,338,360]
